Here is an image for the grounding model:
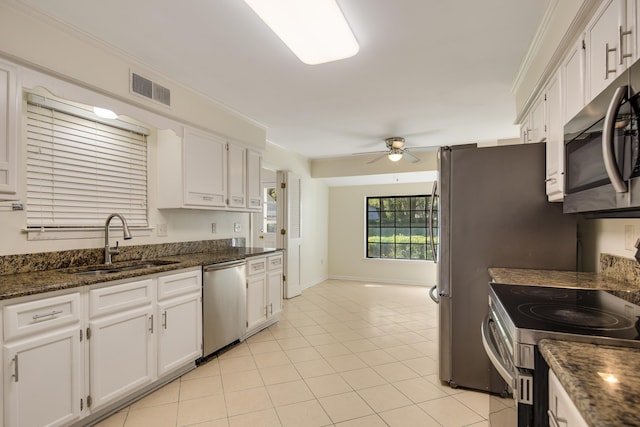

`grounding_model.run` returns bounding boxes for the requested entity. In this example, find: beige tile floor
[94,279,489,427]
